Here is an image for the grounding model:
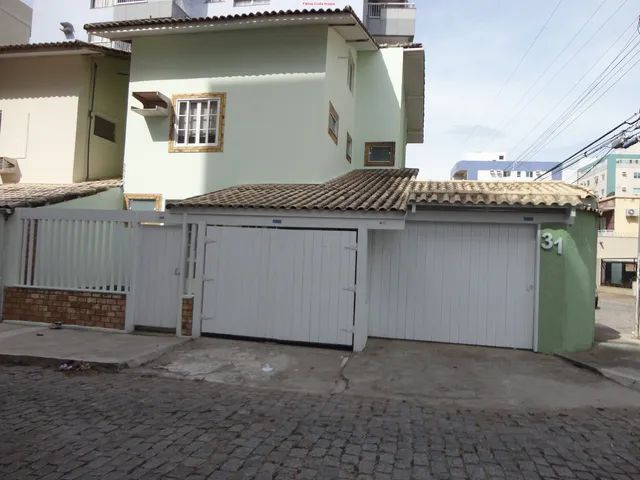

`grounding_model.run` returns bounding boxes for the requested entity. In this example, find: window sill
[169,144,223,153]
